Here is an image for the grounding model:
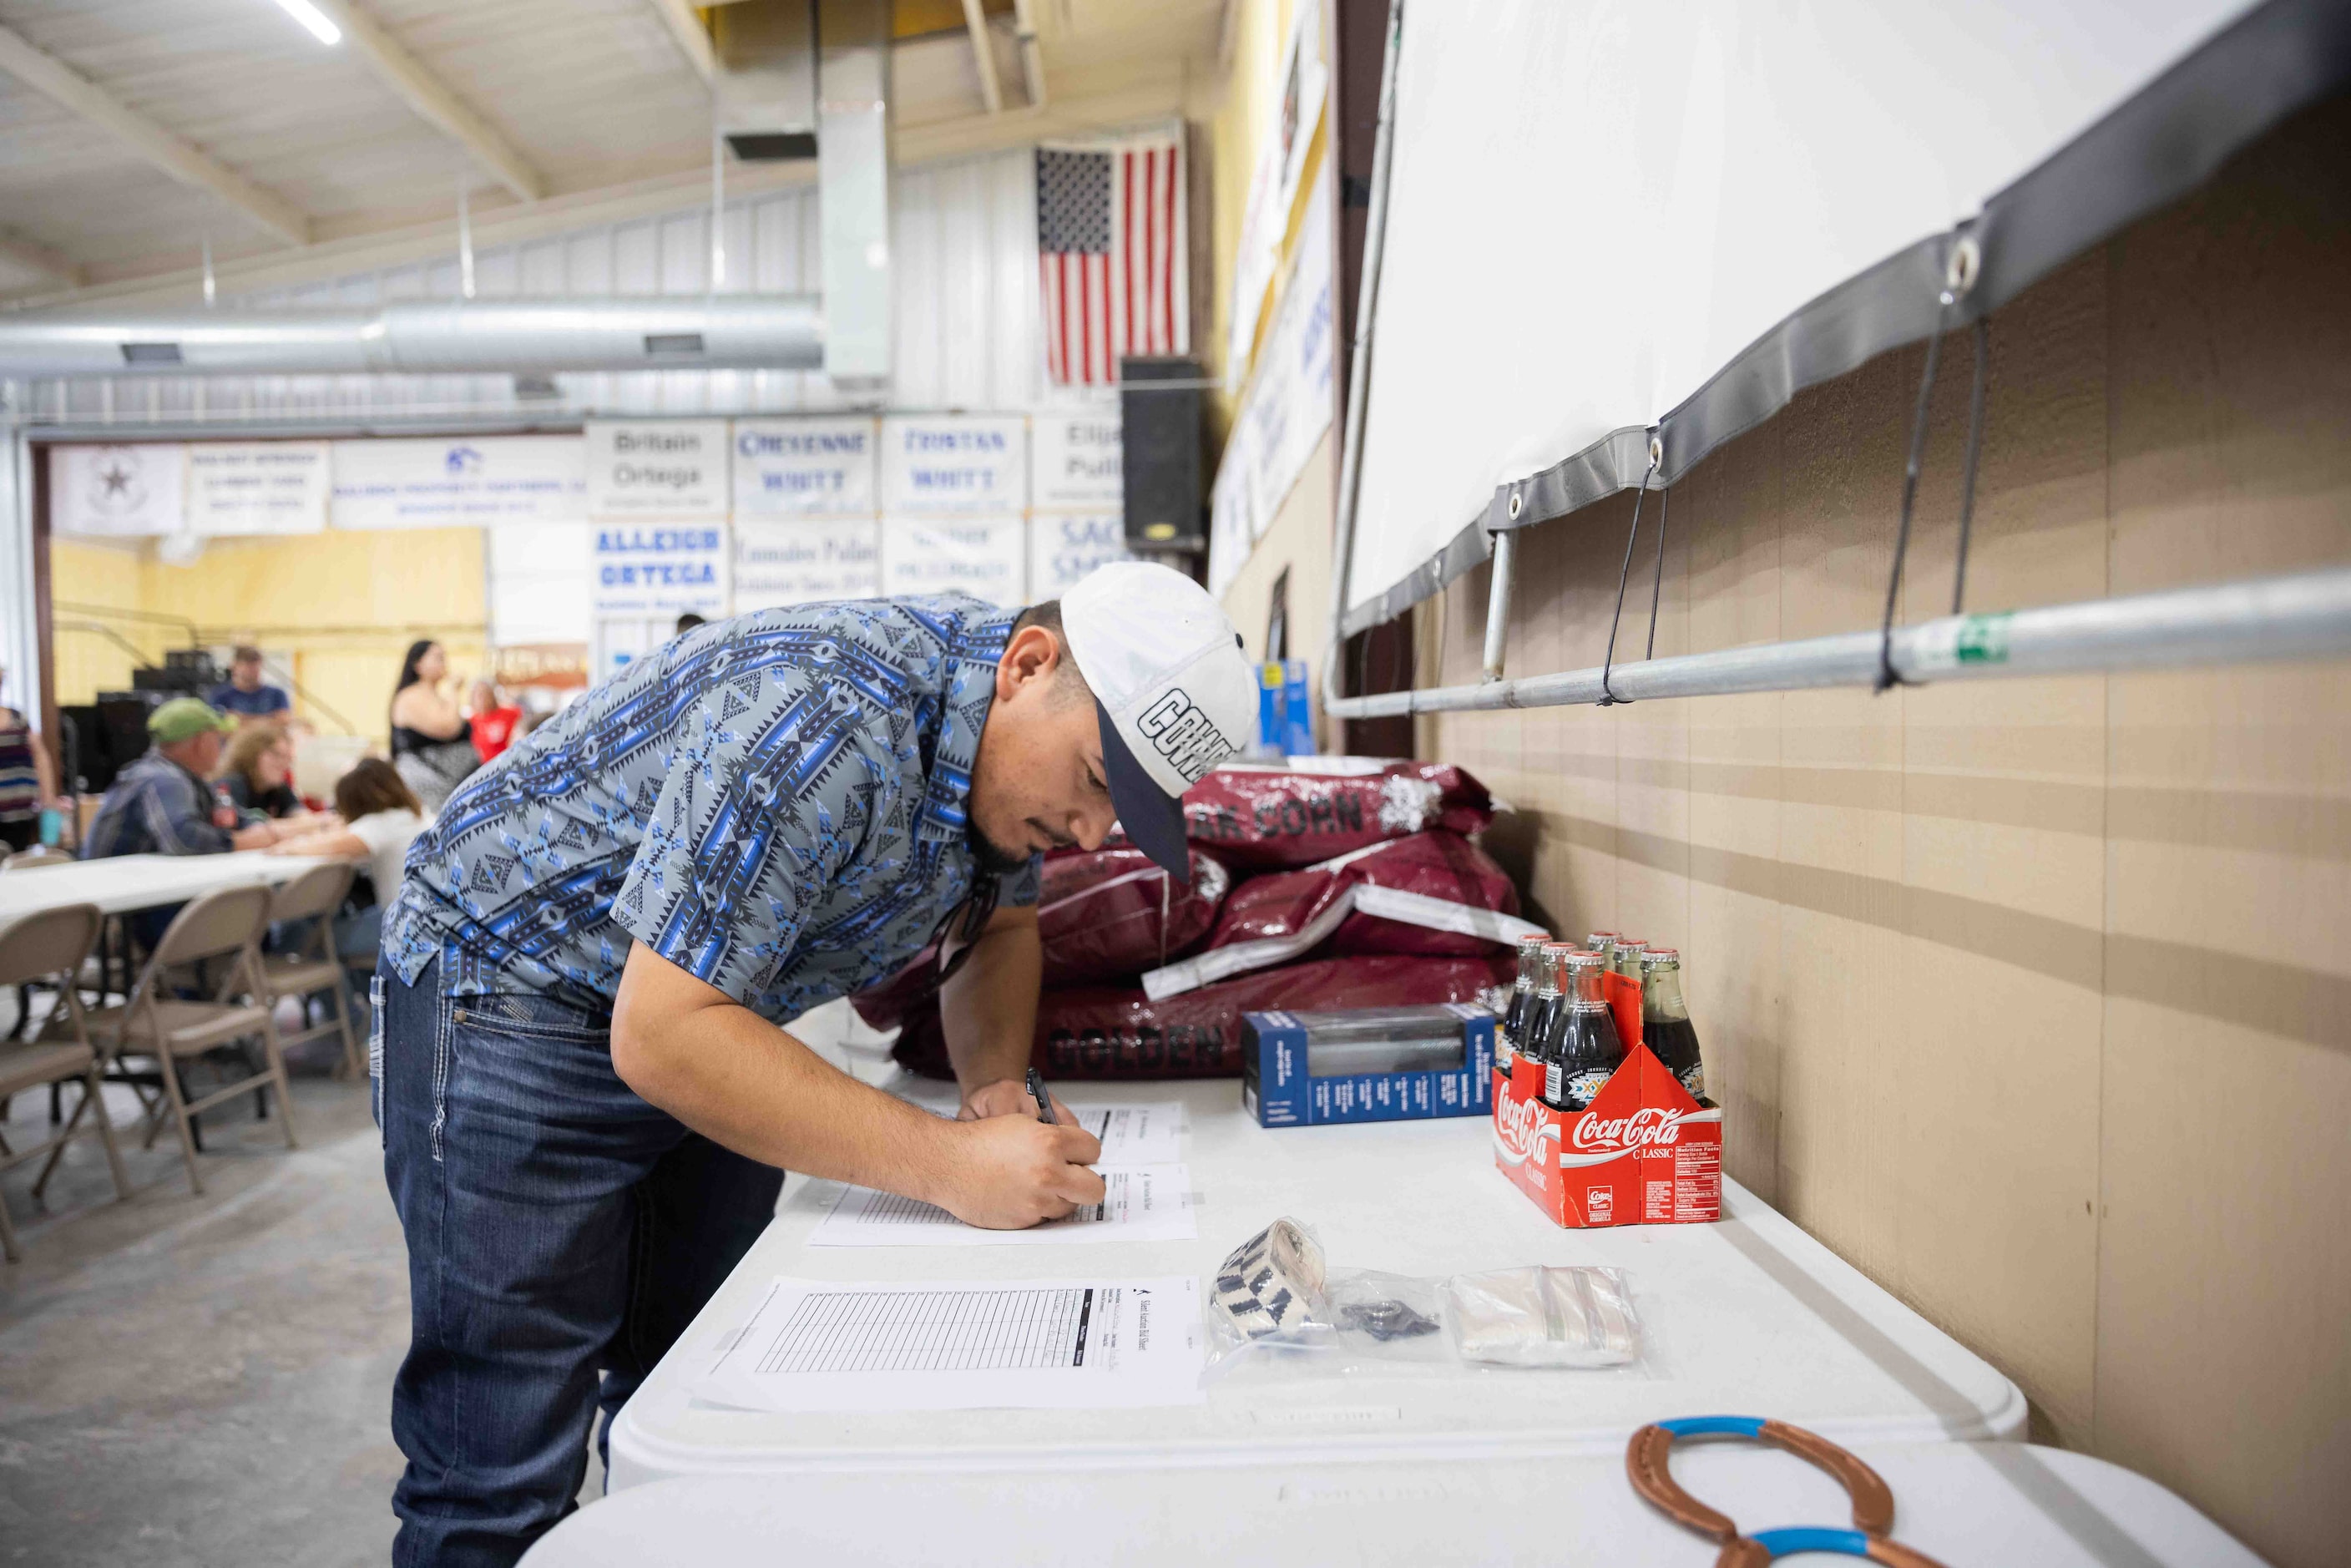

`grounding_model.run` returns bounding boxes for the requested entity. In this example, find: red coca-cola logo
[1491,1091,1559,1167]
[1559,1105,1692,1166]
